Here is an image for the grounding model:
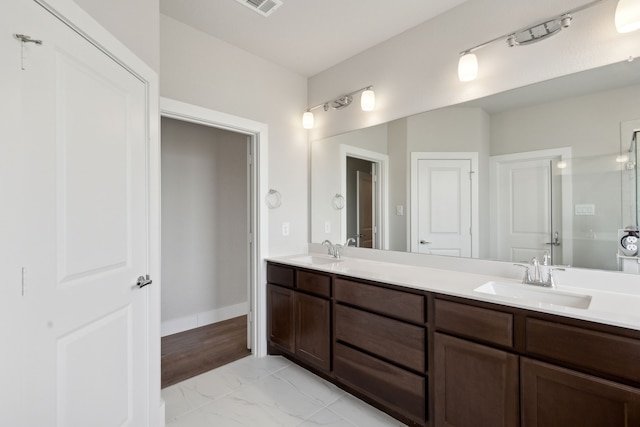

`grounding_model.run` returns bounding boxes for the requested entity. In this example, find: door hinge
[248,154,252,165]
[248,233,253,244]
